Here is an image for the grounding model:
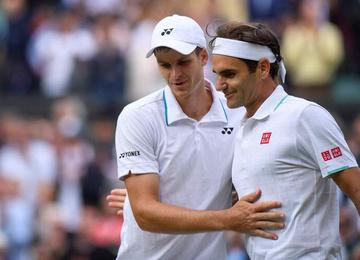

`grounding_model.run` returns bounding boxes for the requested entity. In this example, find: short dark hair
[209,22,282,79]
